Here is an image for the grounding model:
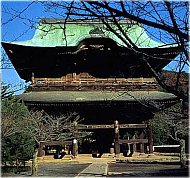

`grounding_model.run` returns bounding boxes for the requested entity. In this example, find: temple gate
[2,18,180,157]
